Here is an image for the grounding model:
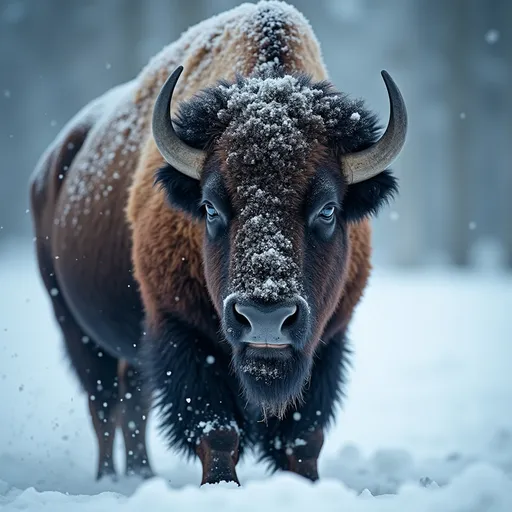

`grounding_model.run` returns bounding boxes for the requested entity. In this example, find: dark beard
[232,345,312,420]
